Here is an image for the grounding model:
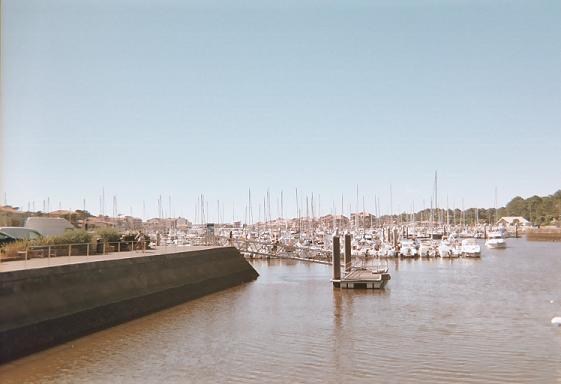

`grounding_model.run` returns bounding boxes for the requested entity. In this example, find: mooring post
[344,233,352,272]
[332,235,341,284]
